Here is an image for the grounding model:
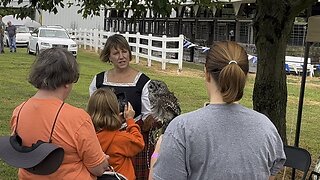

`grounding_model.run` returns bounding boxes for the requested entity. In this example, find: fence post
[93,29,99,53]
[89,29,93,51]
[125,32,129,42]
[162,35,167,70]
[136,32,140,63]
[84,29,87,50]
[71,29,81,48]
[147,34,152,67]
[178,34,184,71]
[80,28,84,49]
[74,29,79,48]
[99,30,104,51]
[78,28,82,48]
